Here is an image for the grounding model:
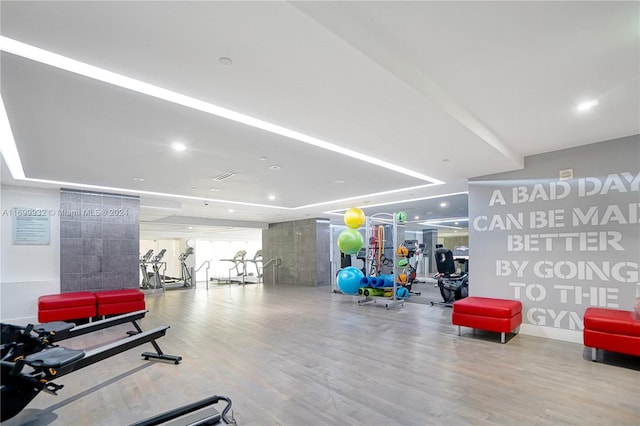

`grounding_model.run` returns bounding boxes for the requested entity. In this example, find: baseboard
[520,324,583,344]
